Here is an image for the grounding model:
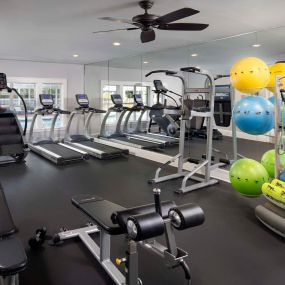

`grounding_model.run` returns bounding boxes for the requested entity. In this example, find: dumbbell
[28,227,47,248]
